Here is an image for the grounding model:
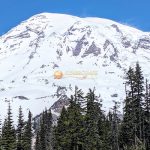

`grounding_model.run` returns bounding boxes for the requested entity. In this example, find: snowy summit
[0,13,150,120]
